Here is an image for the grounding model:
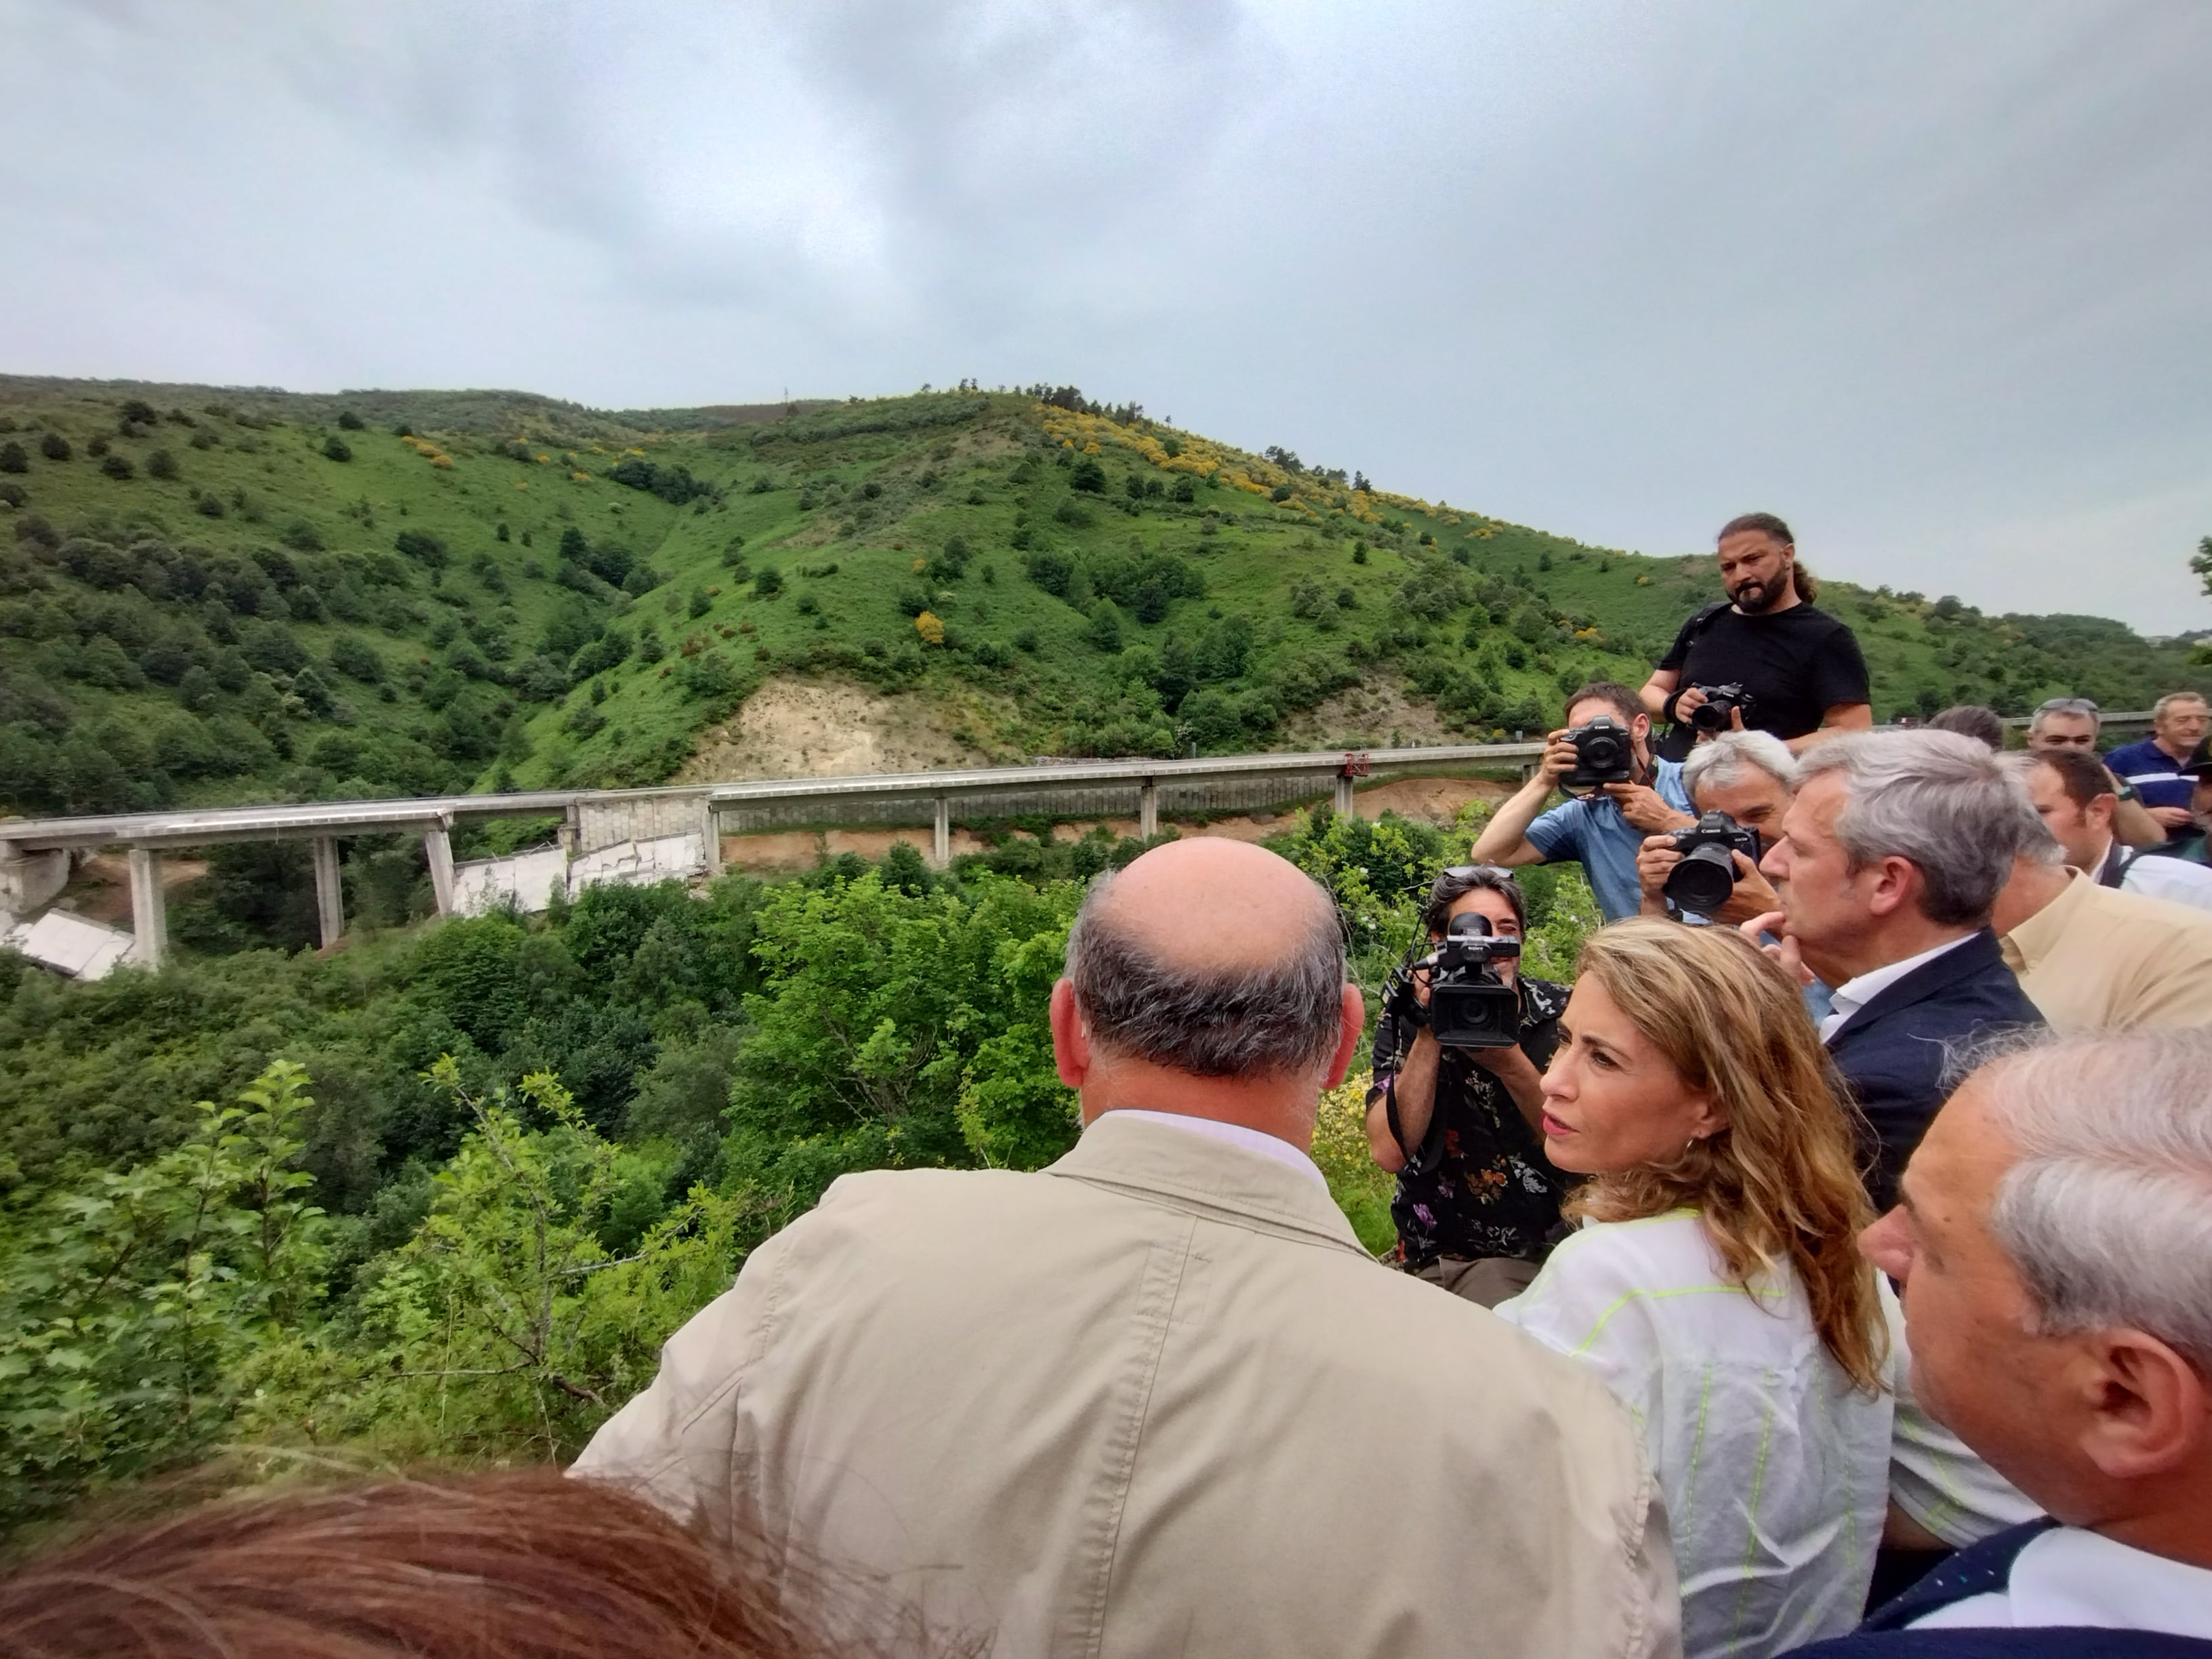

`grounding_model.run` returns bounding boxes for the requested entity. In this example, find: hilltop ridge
[2,377,2205,830]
